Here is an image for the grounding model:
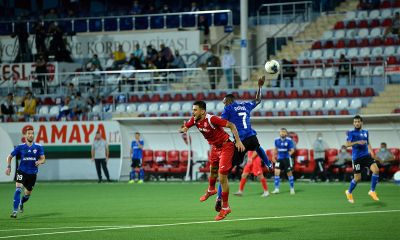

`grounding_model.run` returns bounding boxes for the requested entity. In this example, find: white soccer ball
[265,60,280,74]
